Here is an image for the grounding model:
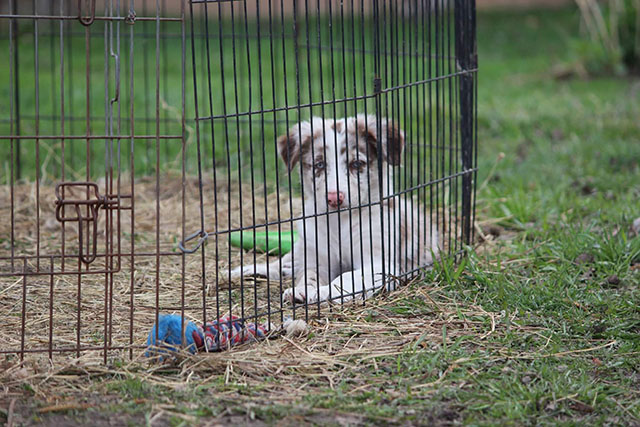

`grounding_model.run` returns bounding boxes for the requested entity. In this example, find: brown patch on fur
[385,121,404,166]
[357,119,368,135]
[277,131,312,171]
[356,139,378,162]
[332,120,344,133]
[356,118,405,166]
